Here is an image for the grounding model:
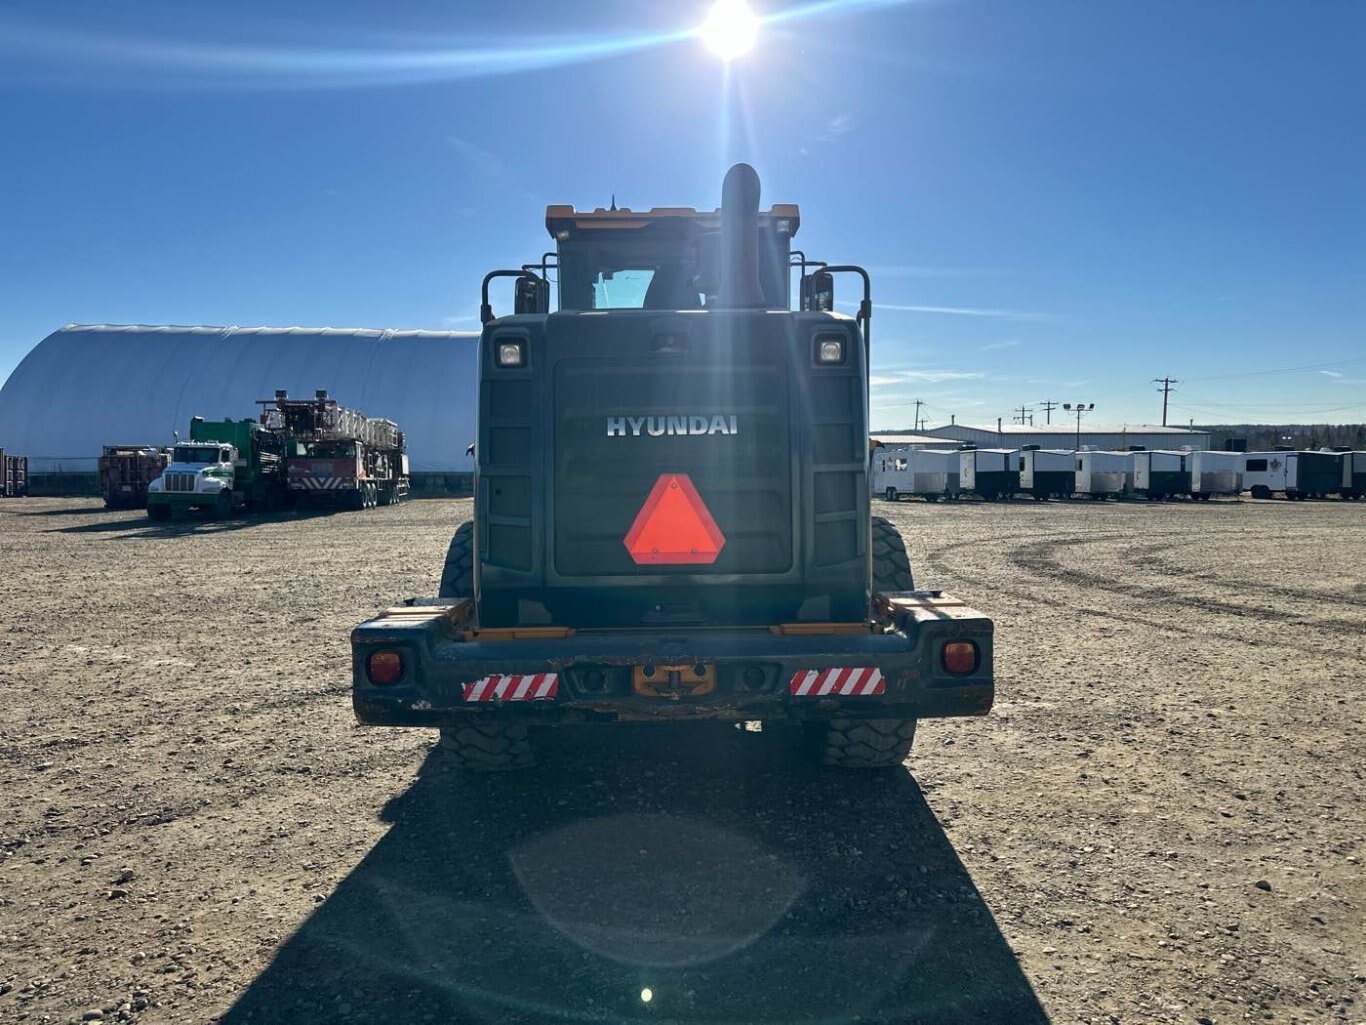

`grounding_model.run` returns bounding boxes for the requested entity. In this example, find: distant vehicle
[1188,450,1242,499]
[1242,450,1341,500]
[259,390,408,510]
[959,448,1020,501]
[146,417,285,520]
[1019,448,1075,501]
[99,445,170,508]
[1131,450,1190,501]
[0,448,27,498]
[874,448,961,501]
